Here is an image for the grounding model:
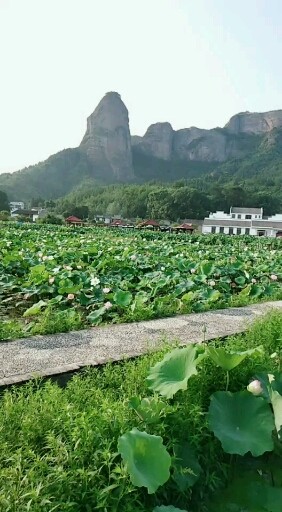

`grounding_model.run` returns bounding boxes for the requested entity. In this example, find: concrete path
[1,301,282,387]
